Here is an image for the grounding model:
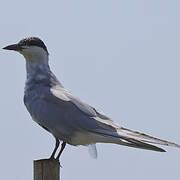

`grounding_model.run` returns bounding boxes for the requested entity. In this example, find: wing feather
[50,86,180,151]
